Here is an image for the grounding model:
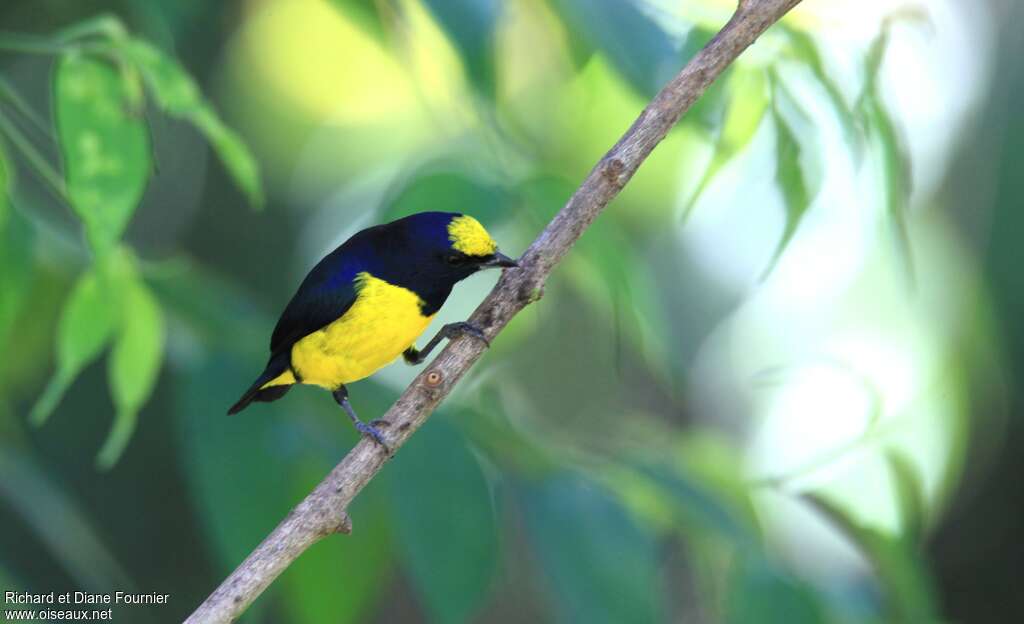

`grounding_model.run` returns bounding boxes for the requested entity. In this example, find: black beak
[480,251,519,269]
